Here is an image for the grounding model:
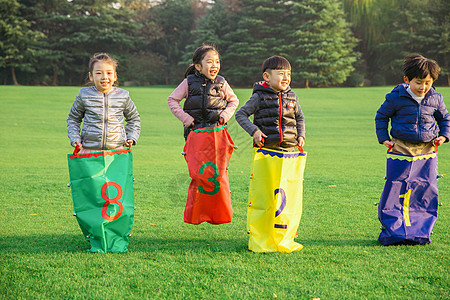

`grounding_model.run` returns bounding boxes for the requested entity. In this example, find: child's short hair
[262,56,291,73]
[402,54,440,81]
[89,53,118,74]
